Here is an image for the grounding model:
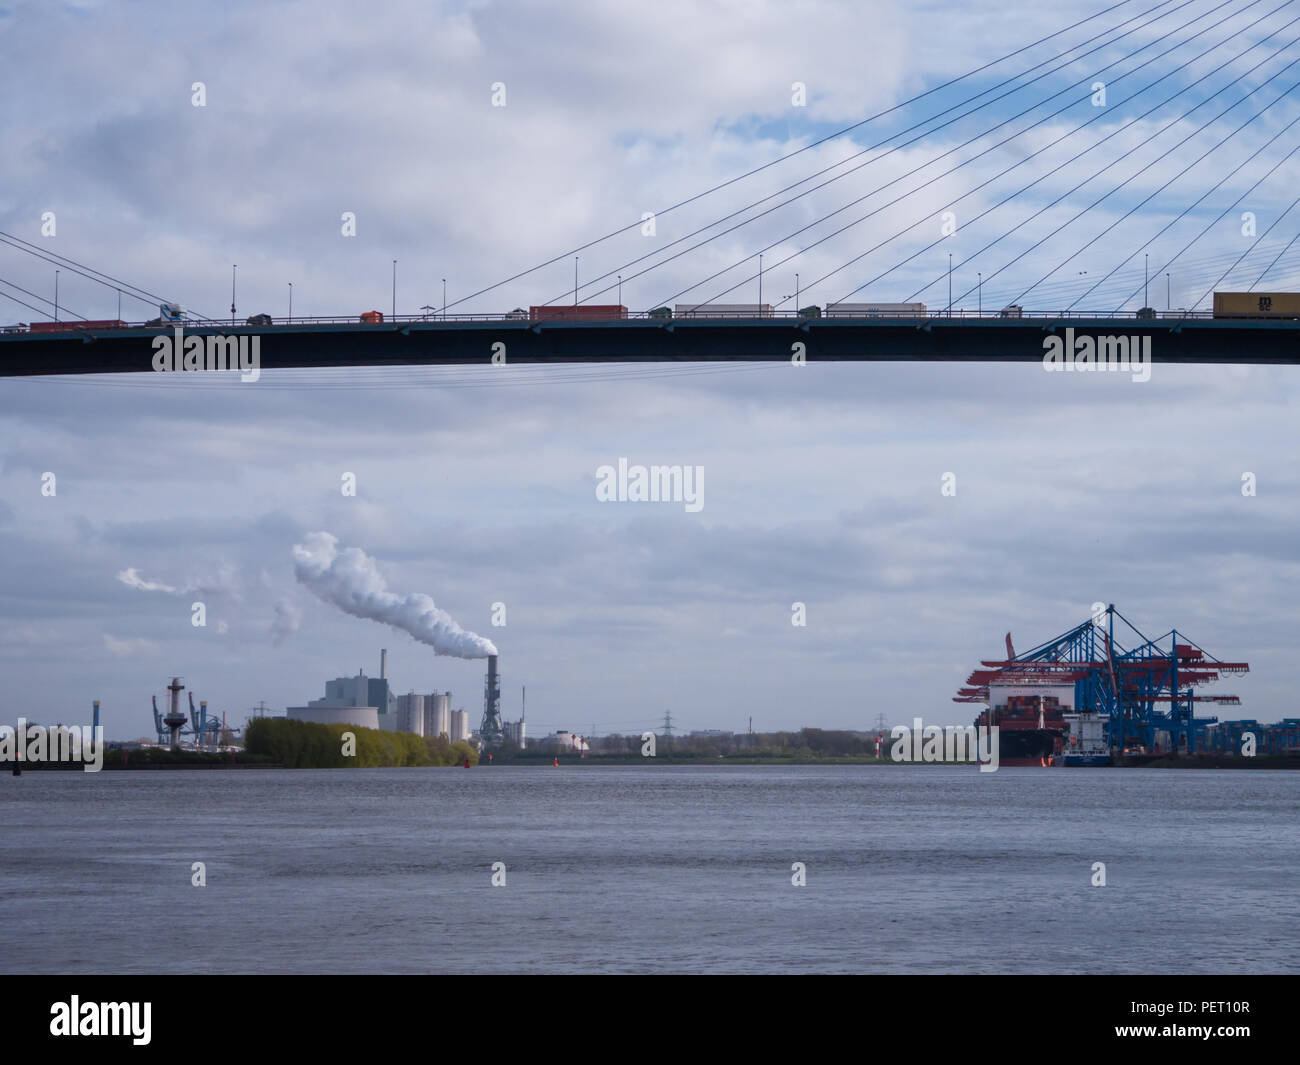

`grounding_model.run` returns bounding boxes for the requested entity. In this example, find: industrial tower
[954,605,1248,753]
[149,682,232,746]
[162,677,188,751]
[479,654,504,748]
